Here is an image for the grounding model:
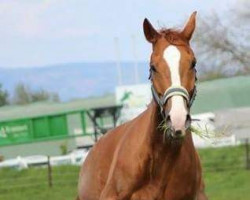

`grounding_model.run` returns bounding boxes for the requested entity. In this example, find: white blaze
[163,45,188,131]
